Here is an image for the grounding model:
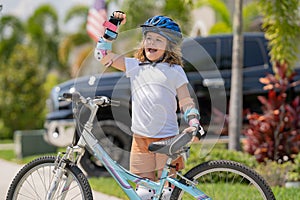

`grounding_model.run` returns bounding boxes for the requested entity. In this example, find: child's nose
[148,39,155,45]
